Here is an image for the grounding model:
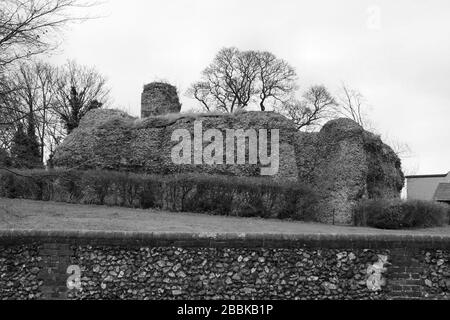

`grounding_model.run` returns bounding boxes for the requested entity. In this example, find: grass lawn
[1,197,450,235]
